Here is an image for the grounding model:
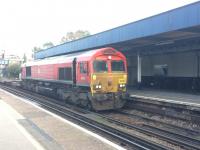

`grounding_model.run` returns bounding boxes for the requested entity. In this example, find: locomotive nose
[91,73,127,93]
